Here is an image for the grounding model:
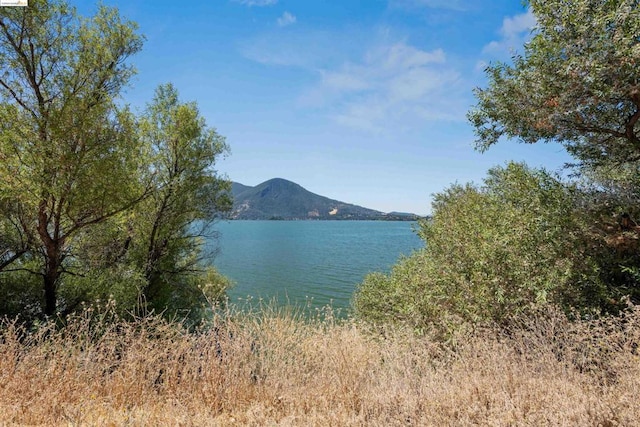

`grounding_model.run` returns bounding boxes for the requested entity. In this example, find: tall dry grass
[0,304,639,426]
